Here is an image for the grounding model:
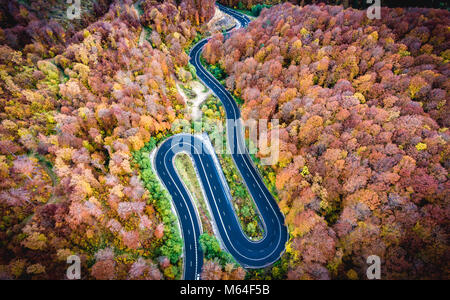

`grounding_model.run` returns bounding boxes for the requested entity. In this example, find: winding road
[154,4,288,280]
